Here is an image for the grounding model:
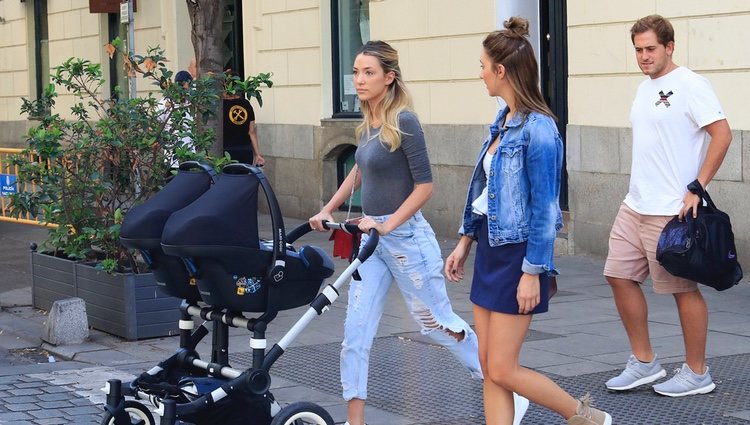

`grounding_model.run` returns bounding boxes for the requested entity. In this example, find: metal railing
[0,148,54,227]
